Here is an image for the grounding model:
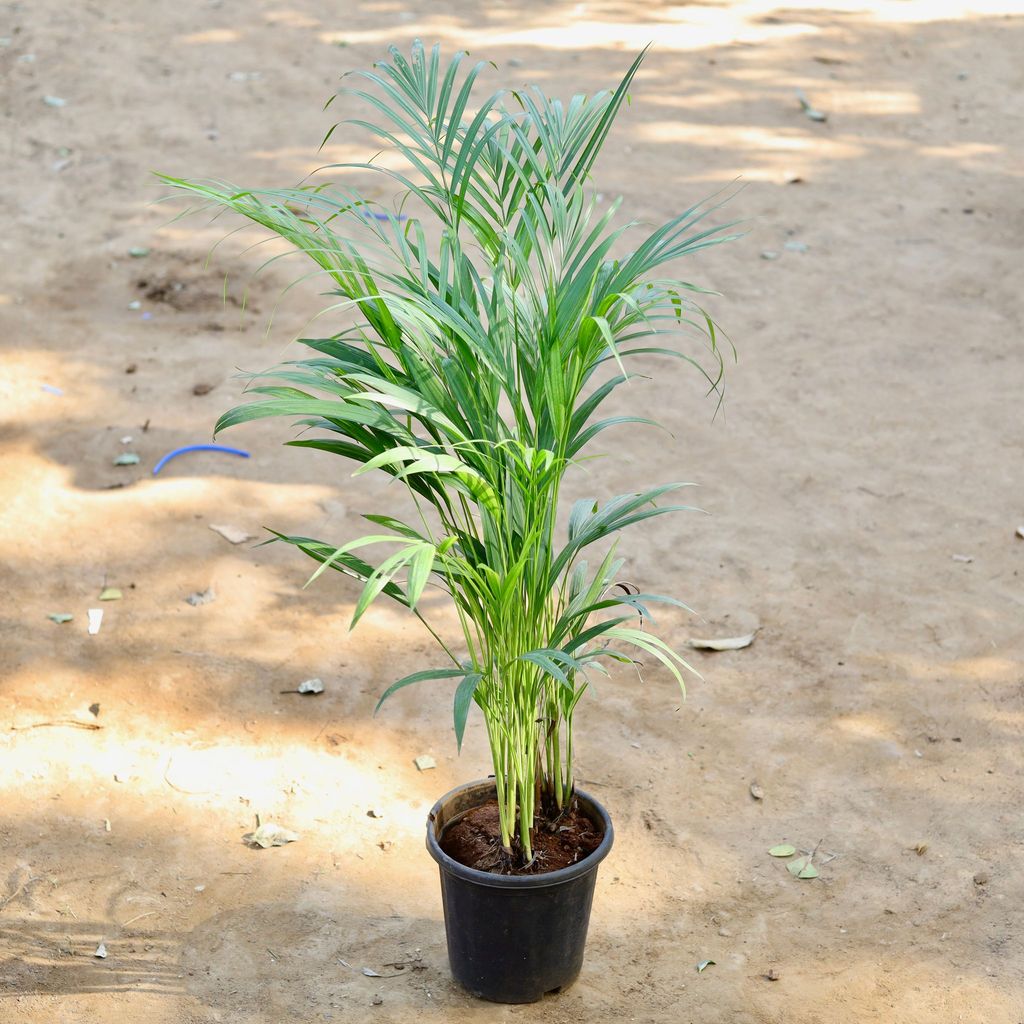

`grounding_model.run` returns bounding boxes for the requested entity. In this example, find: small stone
[367,808,384,819]
[192,382,214,395]
[760,250,780,261]
[94,942,107,959]
[765,968,780,981]
[371,995,383,1006]
[973,871,989,886]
